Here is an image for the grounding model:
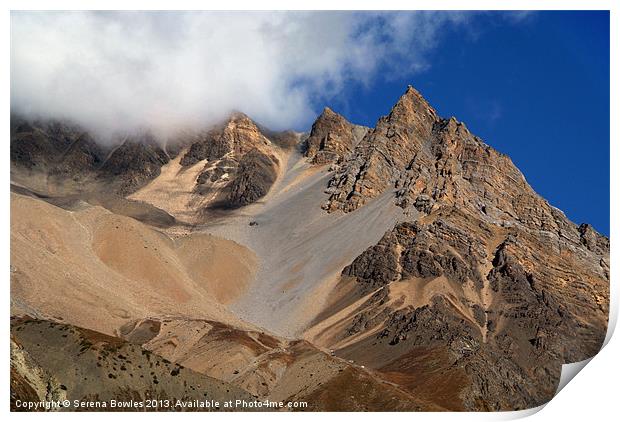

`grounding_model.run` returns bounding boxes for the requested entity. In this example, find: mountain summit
[303,107,368,165]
